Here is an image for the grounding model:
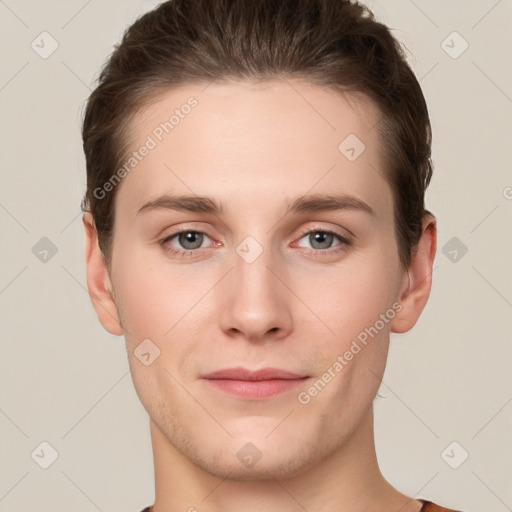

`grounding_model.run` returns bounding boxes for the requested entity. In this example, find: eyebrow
[137,193,376,217]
